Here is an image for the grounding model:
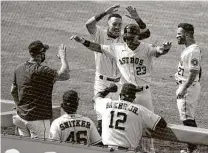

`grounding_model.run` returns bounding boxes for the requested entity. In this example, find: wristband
[164,48,170,52]
[83,40,90,47]
[95,11,107,22]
